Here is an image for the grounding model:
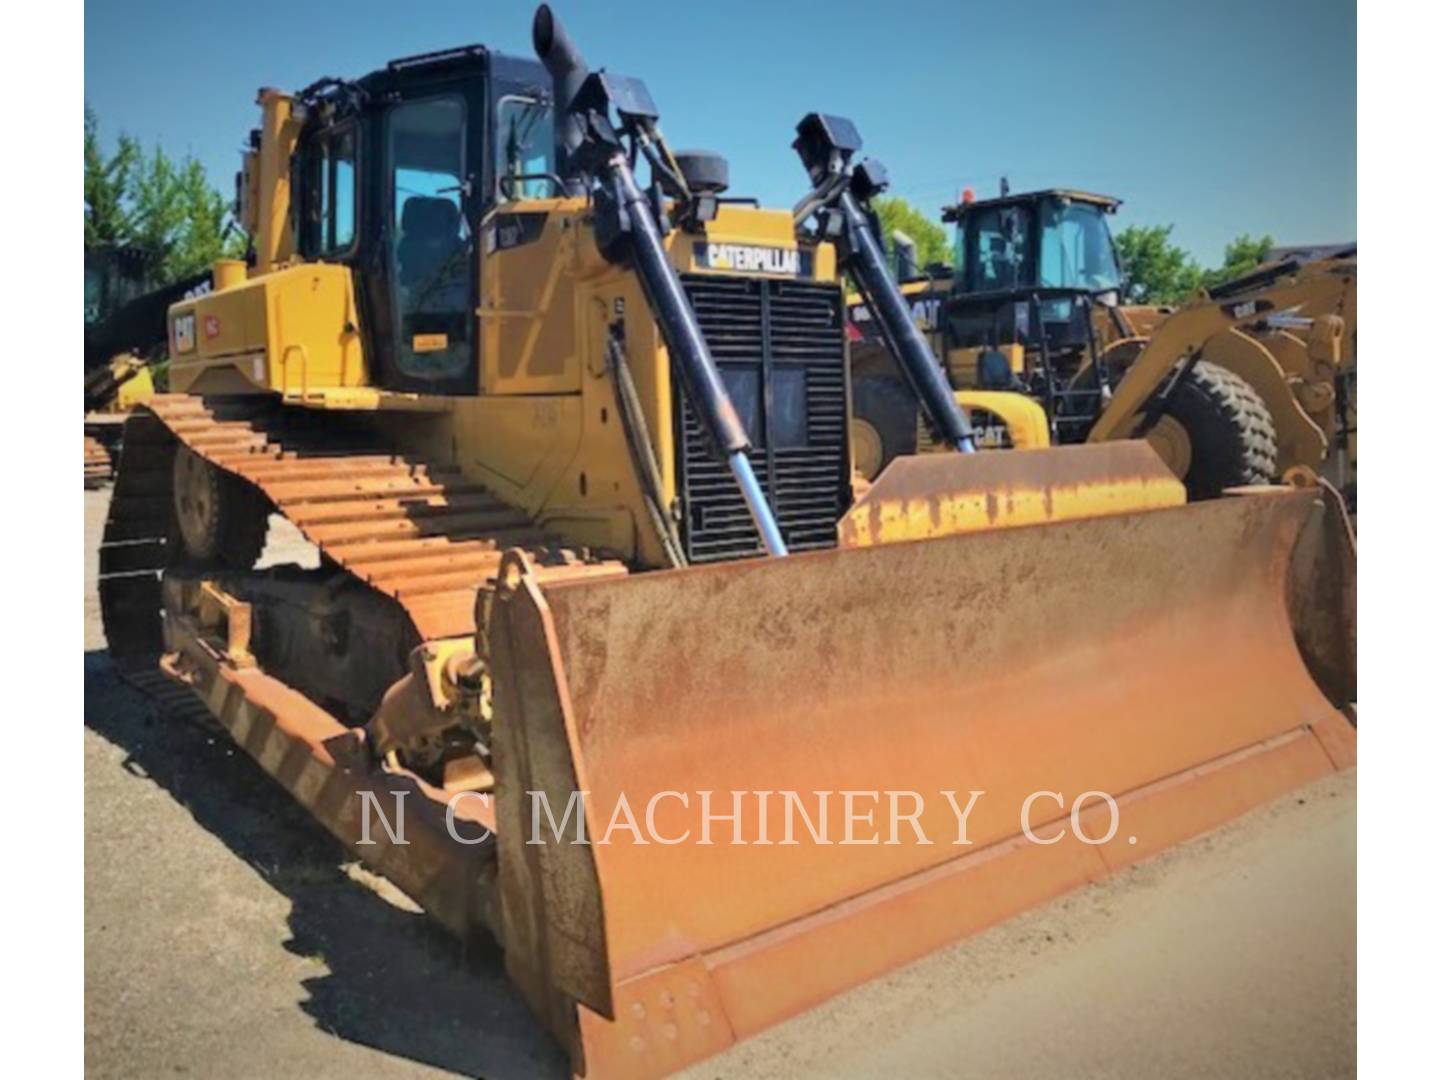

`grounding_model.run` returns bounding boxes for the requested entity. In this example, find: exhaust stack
[533,4,590,193]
